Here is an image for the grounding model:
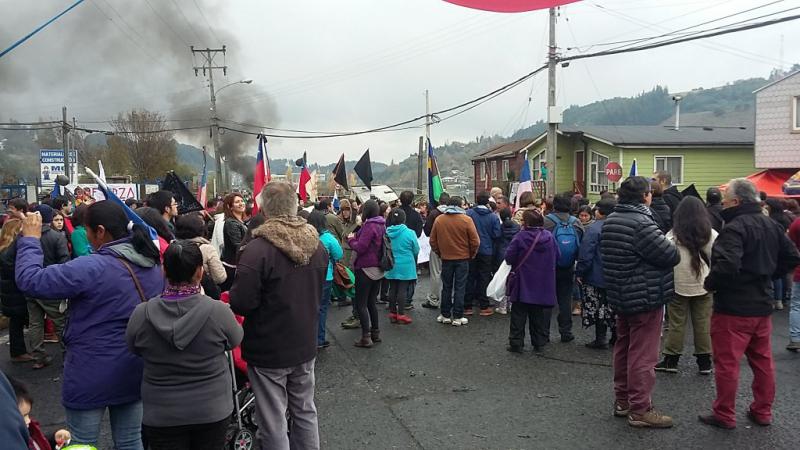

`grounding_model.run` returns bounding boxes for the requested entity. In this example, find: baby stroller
[221,292,258,450]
